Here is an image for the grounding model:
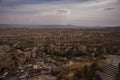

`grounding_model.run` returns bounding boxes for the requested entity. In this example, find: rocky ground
[0,26,120,80]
